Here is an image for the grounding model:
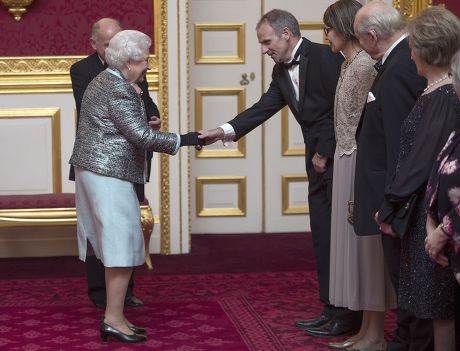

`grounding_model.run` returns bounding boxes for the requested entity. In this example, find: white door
[189,0,264,233]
